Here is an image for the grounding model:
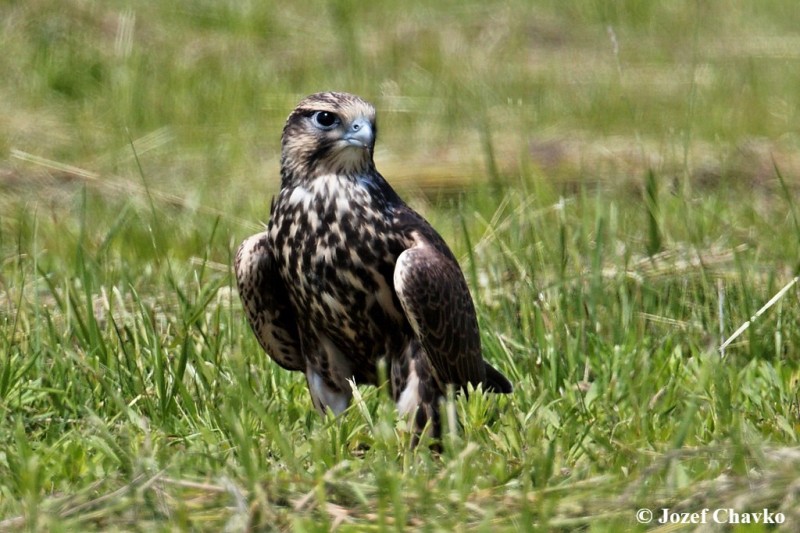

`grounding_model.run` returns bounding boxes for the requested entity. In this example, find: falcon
[235,92,512,443]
